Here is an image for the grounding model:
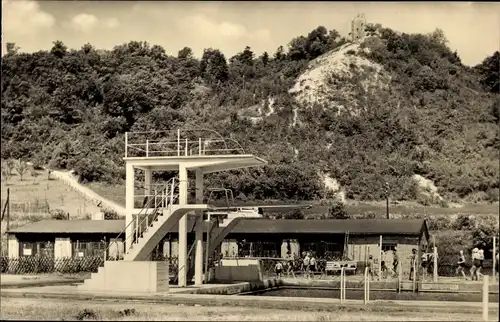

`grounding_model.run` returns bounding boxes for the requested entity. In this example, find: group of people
[455,247,490,281]
[365,247,400,280]
[274,252,318,278]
